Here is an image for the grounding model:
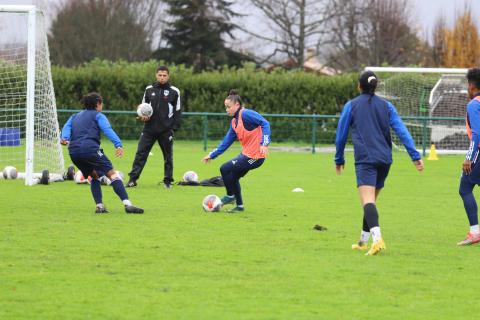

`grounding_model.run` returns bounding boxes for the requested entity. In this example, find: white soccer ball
[202,194,222,212]
[3,166,18,179]
[74,171,88,184]
[183,170,199,183]
[137,103,153,117]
